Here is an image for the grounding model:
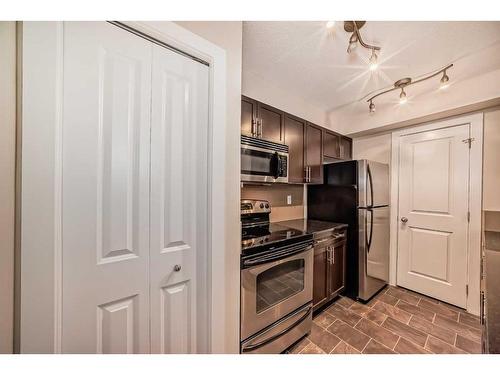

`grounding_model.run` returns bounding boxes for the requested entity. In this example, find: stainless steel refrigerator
[308,160,390,302]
